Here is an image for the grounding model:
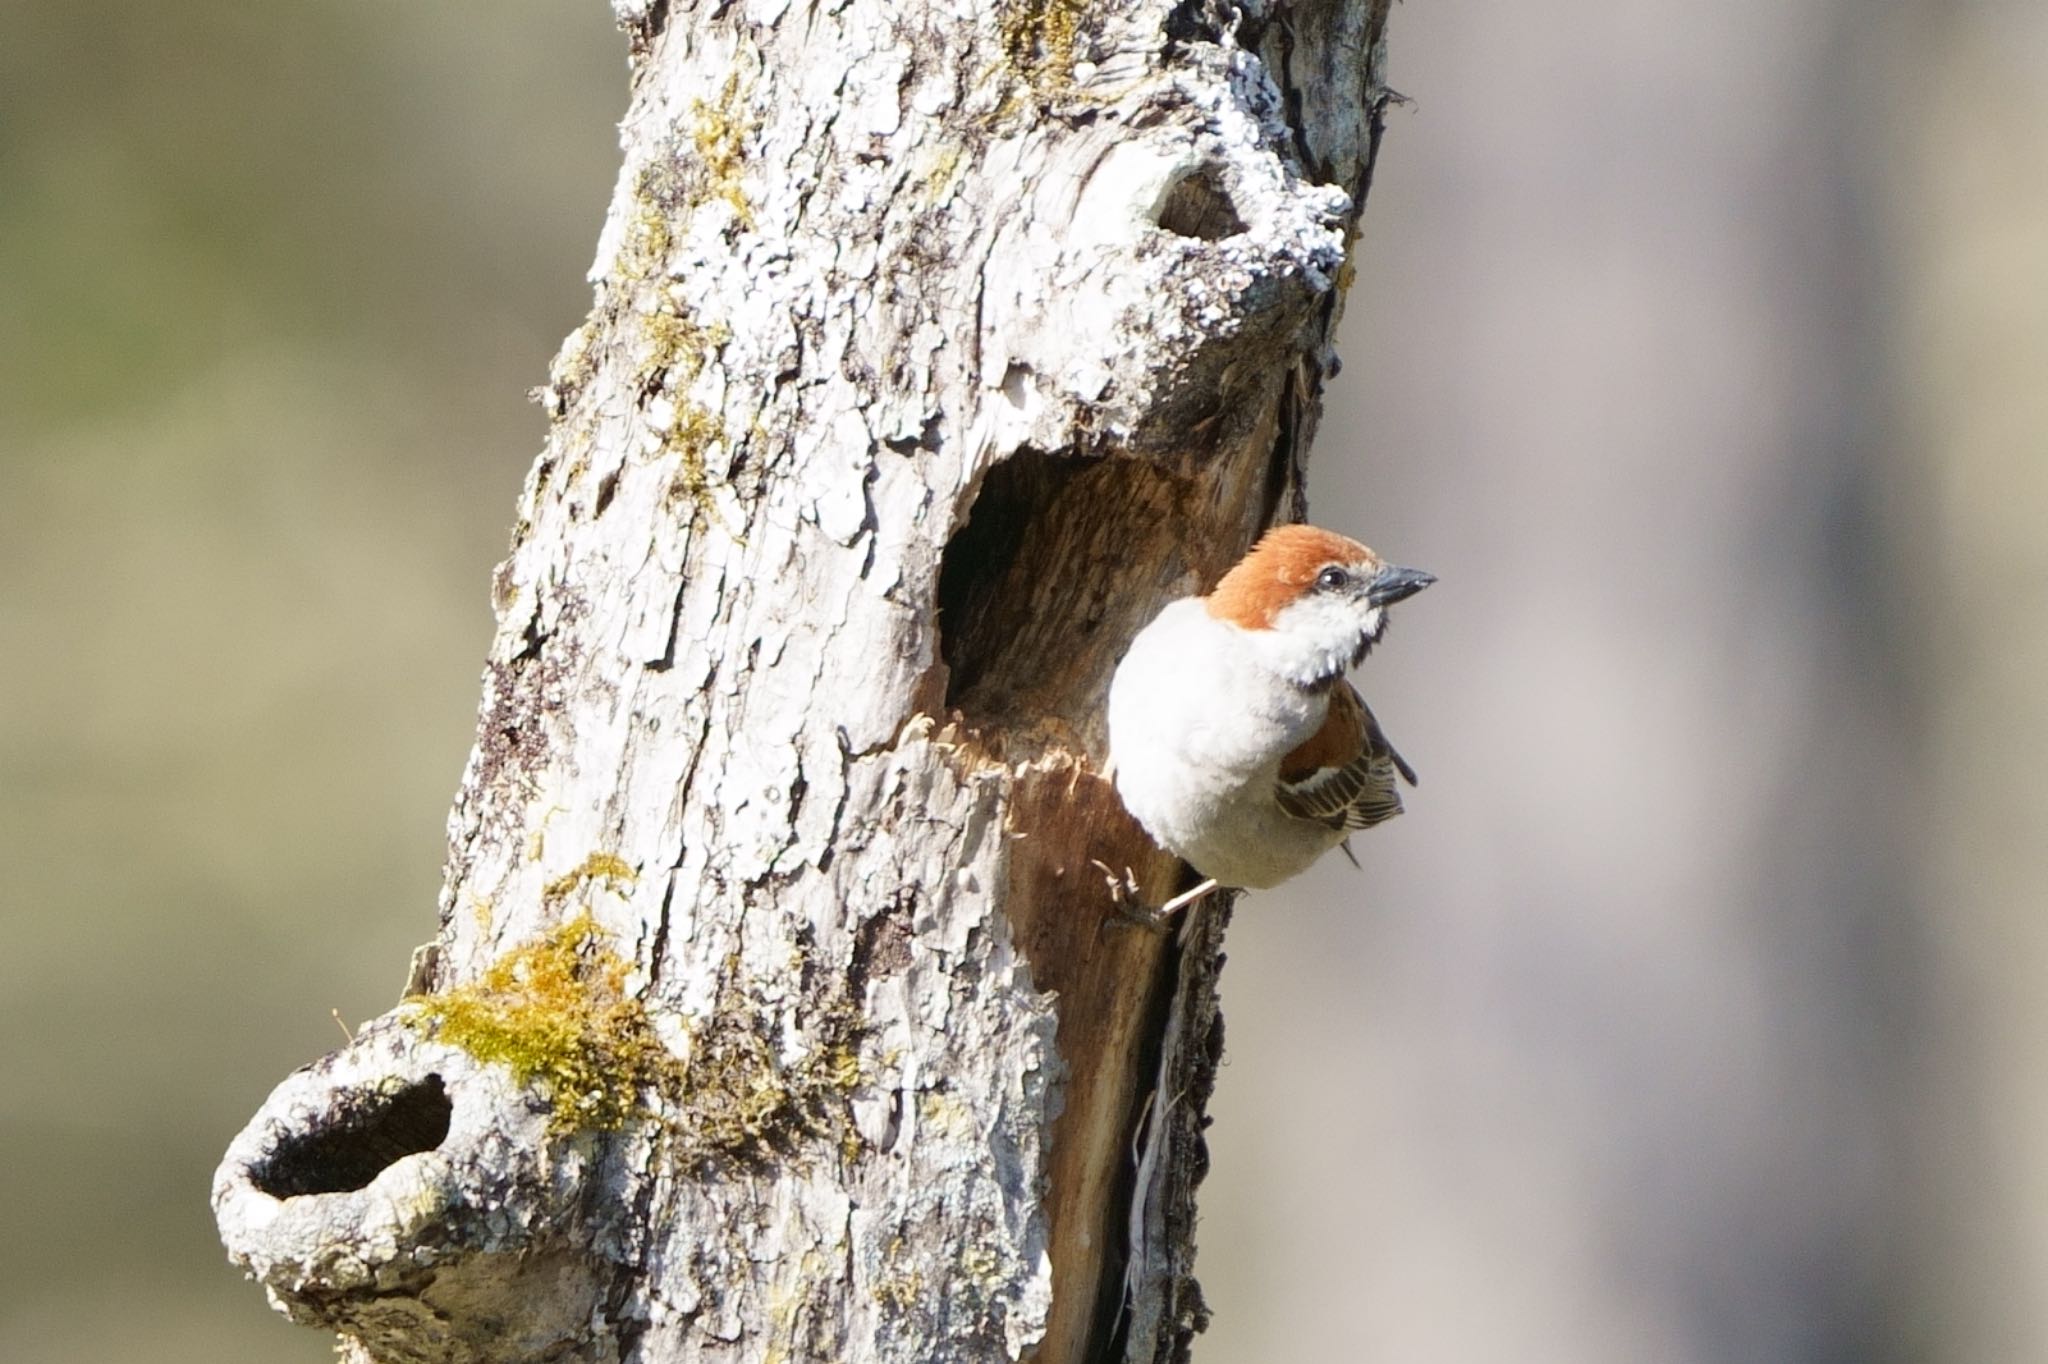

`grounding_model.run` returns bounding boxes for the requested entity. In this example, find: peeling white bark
[215,2,1395,1361]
